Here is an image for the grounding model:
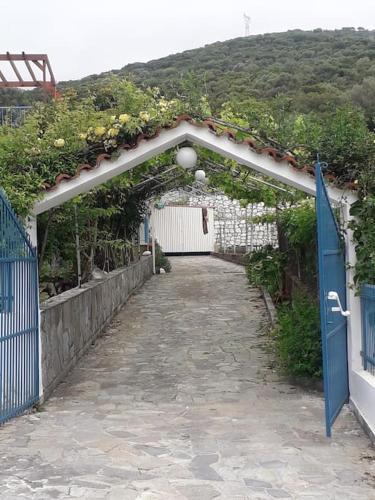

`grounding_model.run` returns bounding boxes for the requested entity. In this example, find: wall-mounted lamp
[194,169,206,182]
[176,147,197,170]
